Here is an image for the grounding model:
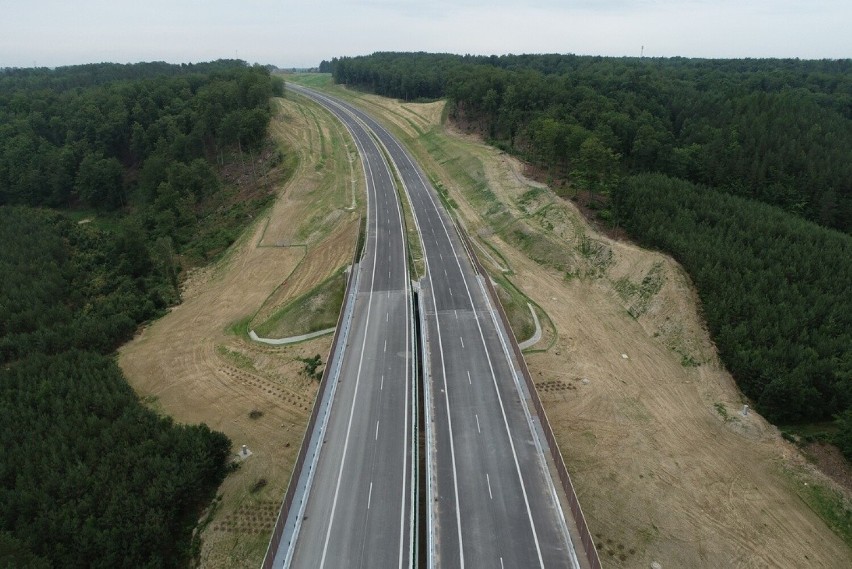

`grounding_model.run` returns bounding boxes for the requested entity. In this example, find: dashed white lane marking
[376,420,380,440]
[368,482,373,509]
[467,370,472,385]
[500,558,504,569]
[384,339,387,352]
[486,474,493,500]
[460,337,464,348]
[386,312,389,322]
[475,414,481,433]
[381,375,384,390]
